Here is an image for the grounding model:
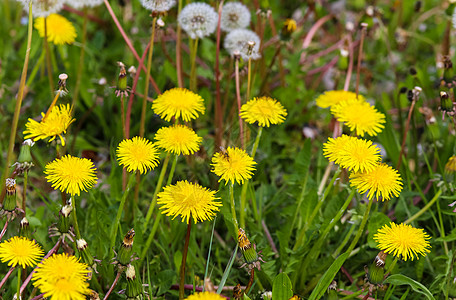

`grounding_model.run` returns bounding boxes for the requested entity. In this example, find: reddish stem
[103,271,122,300]
[0,266,15,290]
[20,239,61,294]
[126,43,150,139]
[235,58,244,148]
[102,0,160,94]
[343,35,355,91]
[300,14,334,62]
[0,218,9,240]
